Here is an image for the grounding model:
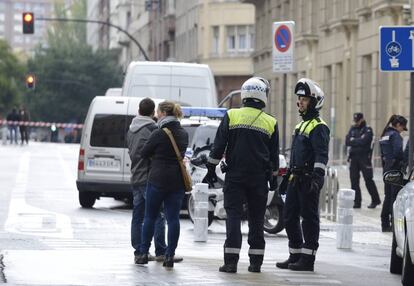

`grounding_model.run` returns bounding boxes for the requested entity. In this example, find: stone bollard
[336,189,355,249]
[193,183,209,242]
